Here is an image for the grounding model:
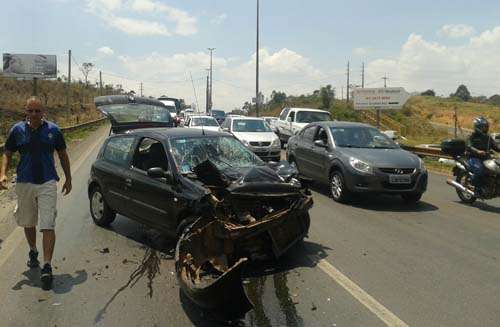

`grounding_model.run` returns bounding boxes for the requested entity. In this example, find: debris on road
[99,248,110,254]
[175,160,313,320]
[311,303,317,311]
